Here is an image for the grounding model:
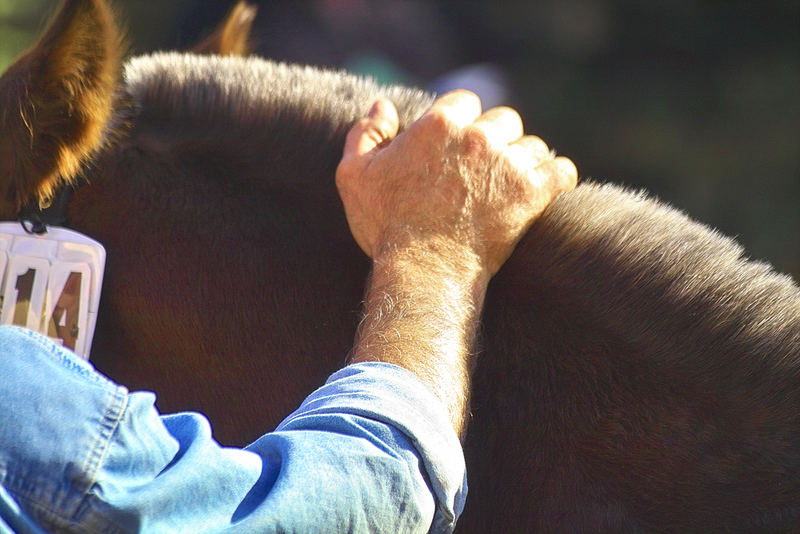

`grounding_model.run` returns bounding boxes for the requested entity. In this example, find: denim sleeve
[263,364,468,533]
[0,325,466,534]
